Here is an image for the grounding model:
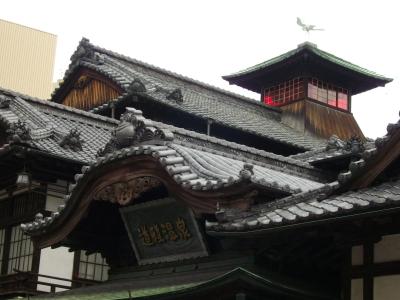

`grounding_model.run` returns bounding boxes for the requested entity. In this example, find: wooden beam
[350,128,400,189]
